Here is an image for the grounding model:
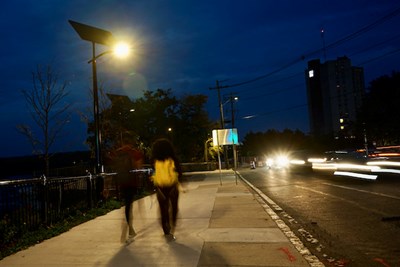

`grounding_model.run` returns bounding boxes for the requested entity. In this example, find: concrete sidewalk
[0,170,323,267]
